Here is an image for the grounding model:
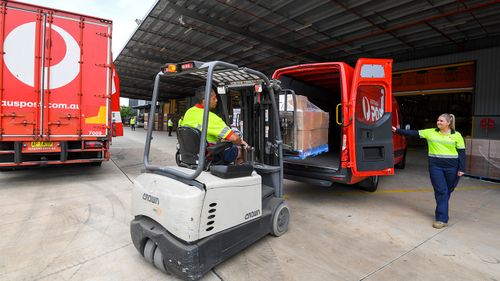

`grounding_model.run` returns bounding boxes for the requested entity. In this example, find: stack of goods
[143,113,161,130]
[144,113,149,130]
[279,95,329,159]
